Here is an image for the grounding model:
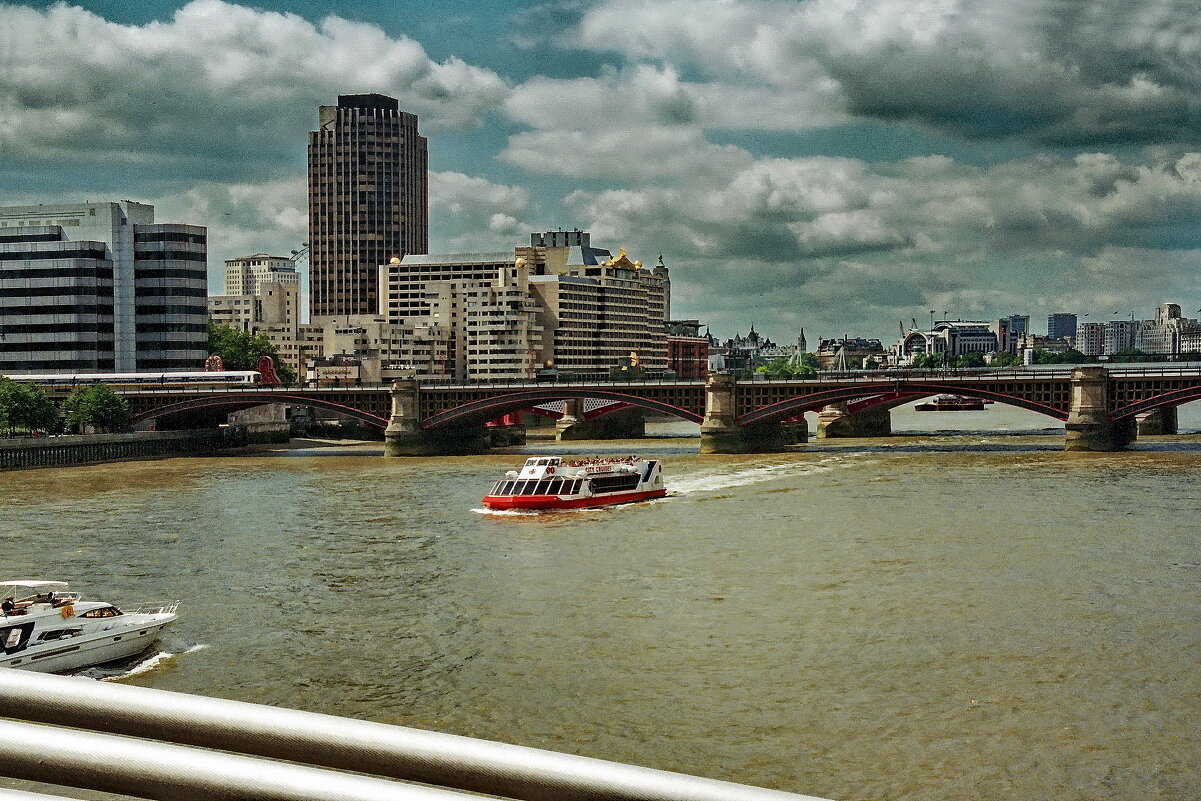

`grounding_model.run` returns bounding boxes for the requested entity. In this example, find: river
[2,402,1199,800]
